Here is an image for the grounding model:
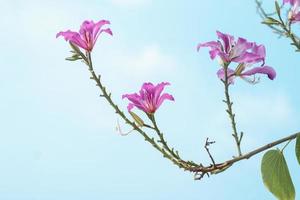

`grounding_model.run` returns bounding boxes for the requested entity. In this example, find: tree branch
[73,48,299,179]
